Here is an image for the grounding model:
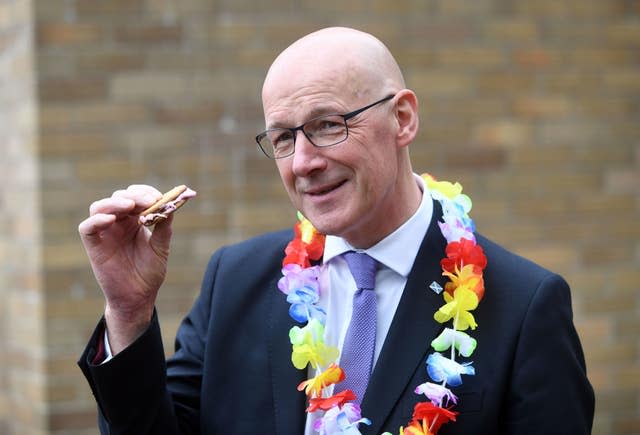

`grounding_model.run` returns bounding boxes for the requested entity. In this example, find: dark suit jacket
[79,201,594,434]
